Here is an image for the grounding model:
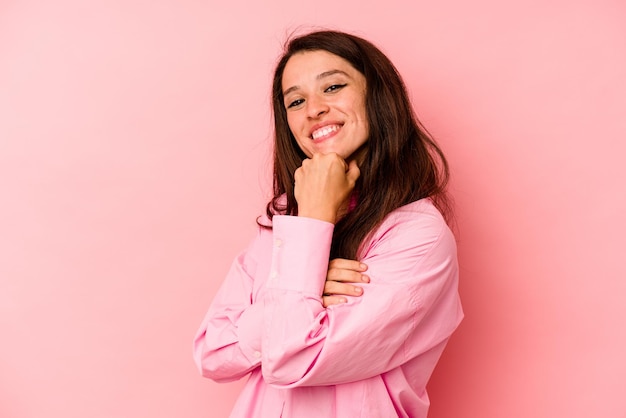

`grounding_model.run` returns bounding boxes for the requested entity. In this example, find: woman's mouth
[311,124,342,141]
